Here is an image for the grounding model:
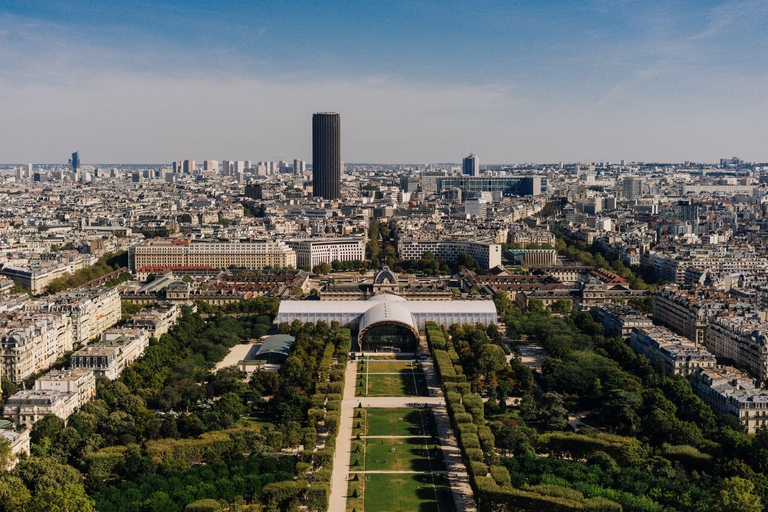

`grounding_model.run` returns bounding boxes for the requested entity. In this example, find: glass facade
[359,322,418,353]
